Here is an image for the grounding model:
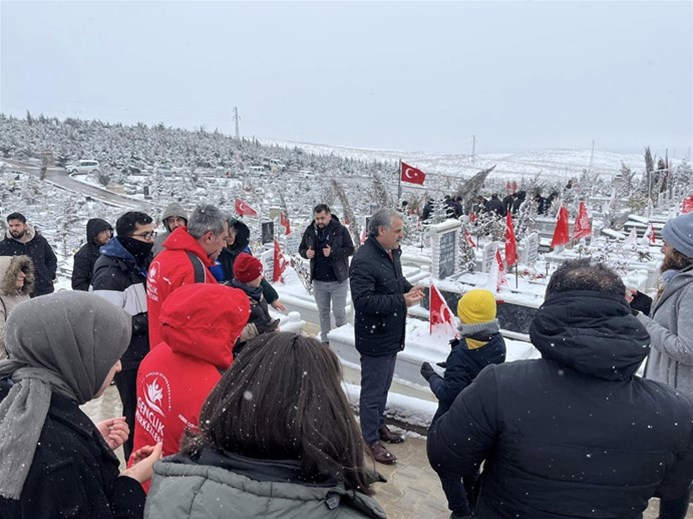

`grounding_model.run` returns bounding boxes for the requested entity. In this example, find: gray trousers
[312,279,348,342]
